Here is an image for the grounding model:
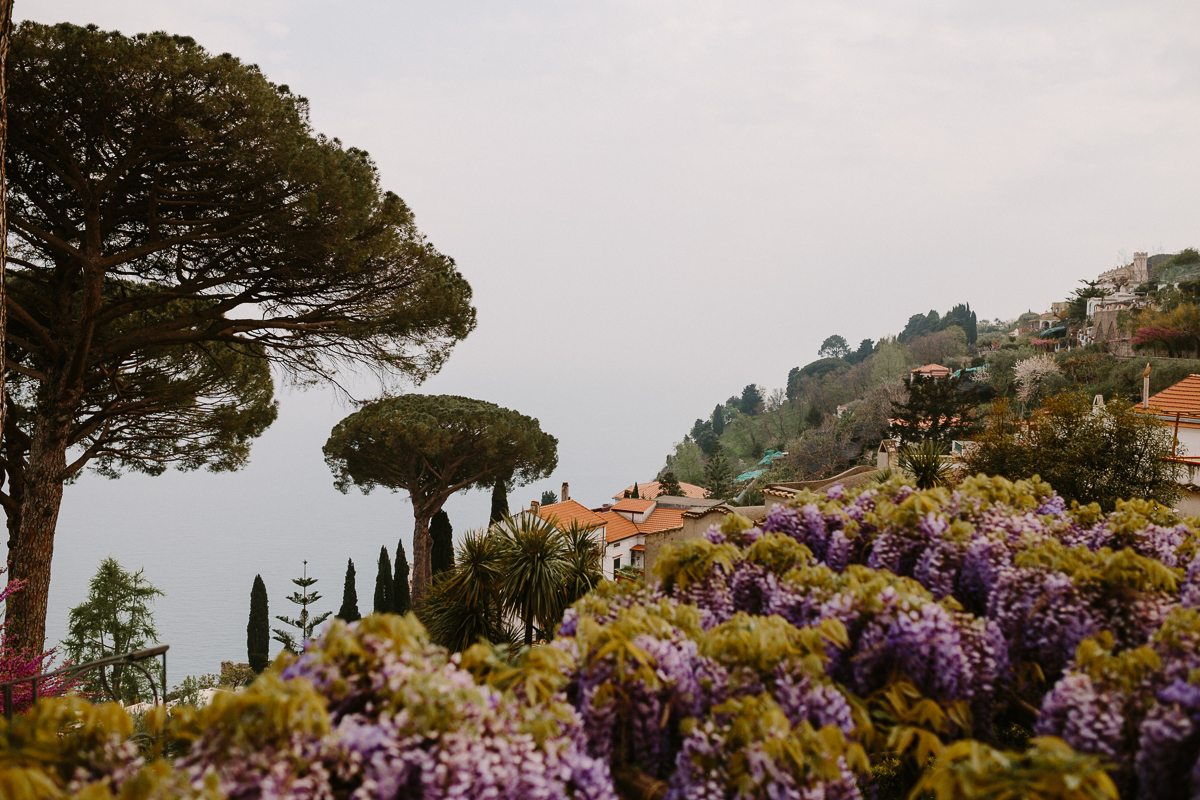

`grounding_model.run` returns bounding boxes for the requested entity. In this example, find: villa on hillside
[909,363,952,381]
[1134,375,1200,515]
[534,481,716,579]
